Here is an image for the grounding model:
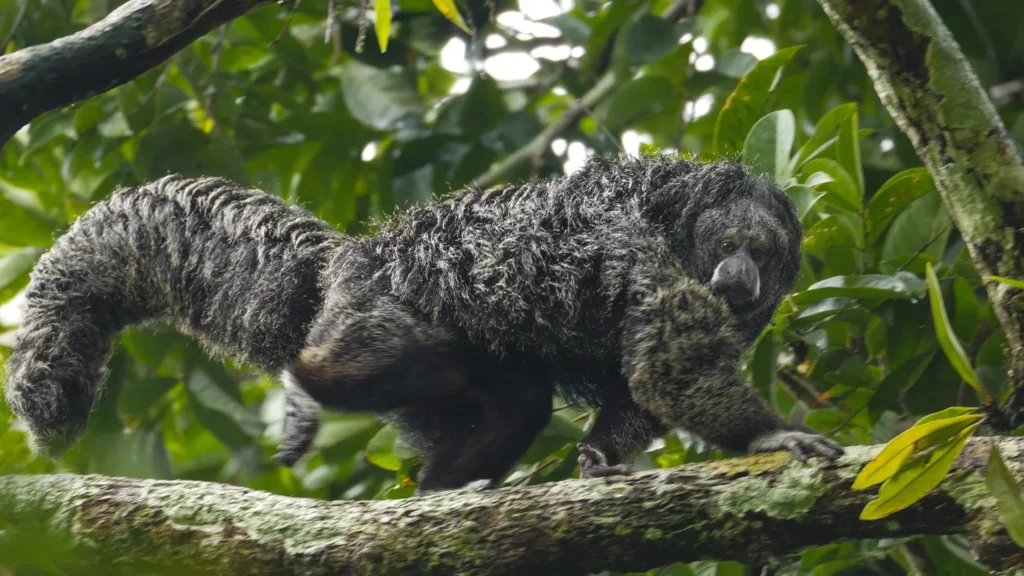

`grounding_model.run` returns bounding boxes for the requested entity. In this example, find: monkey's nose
[710,258,759,308]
